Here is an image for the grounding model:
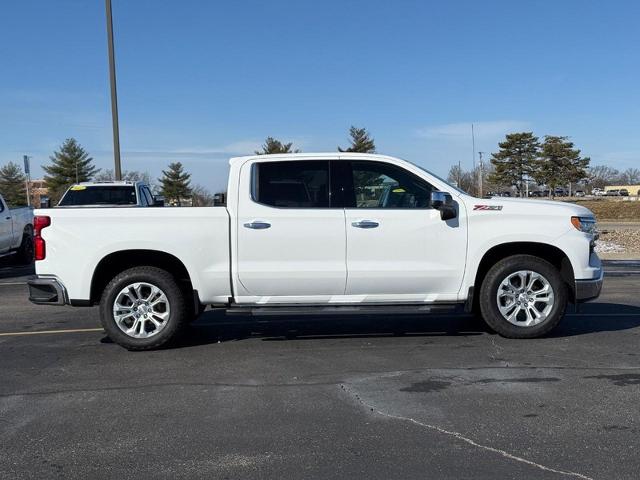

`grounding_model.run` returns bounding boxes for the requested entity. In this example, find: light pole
[23,155,31,206]
[105,0,122,180]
